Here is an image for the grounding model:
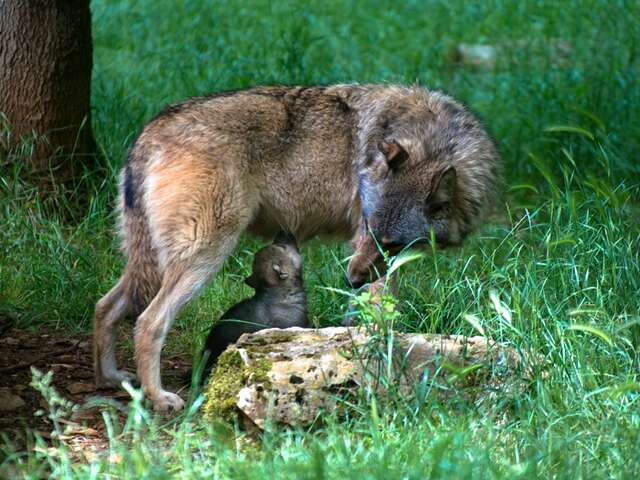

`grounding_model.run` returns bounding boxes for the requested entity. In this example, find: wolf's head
[245,232,304,290]
[346,87,499,288]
